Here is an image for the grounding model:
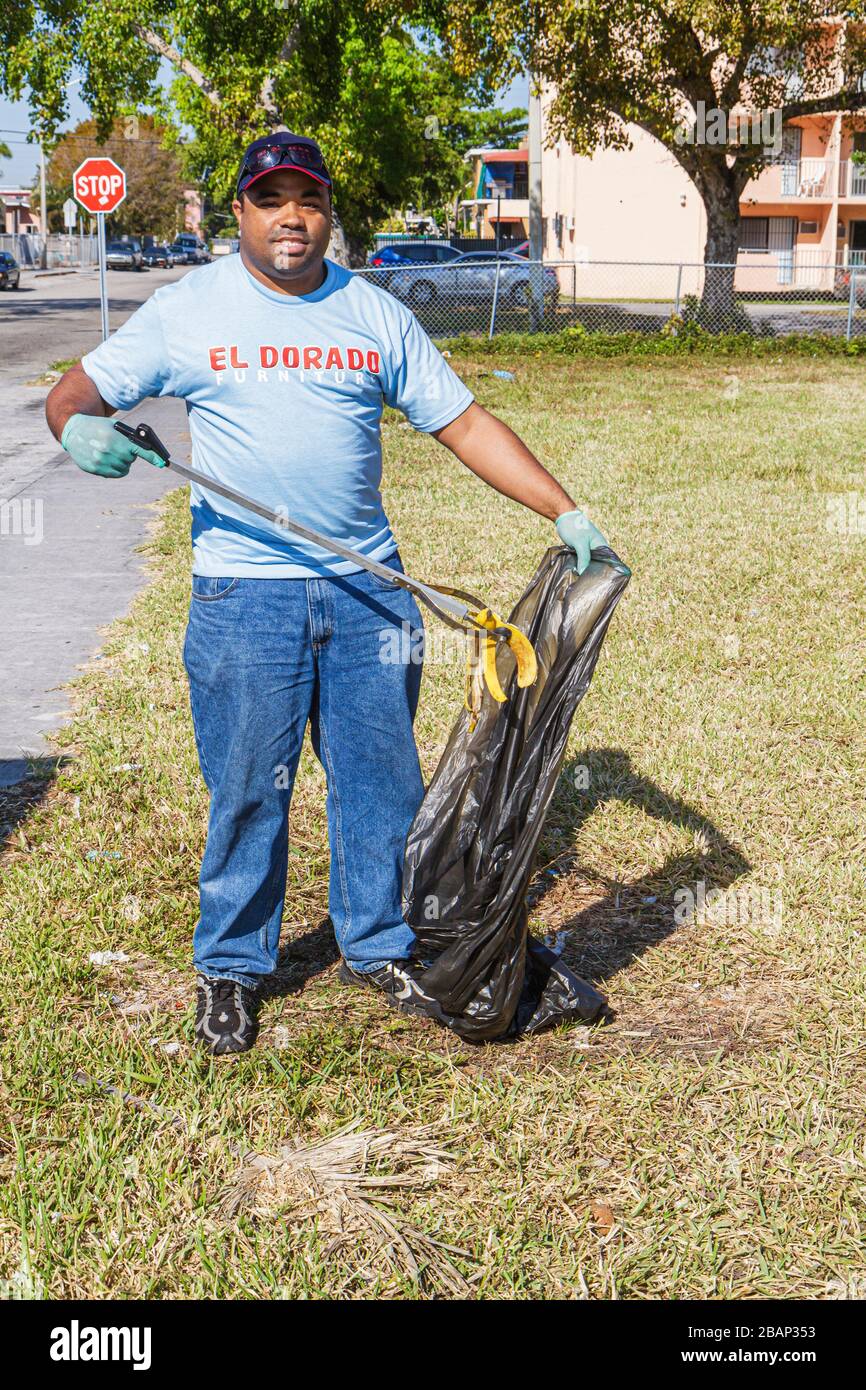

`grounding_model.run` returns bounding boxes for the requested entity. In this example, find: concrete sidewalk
[0,396,190,784]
